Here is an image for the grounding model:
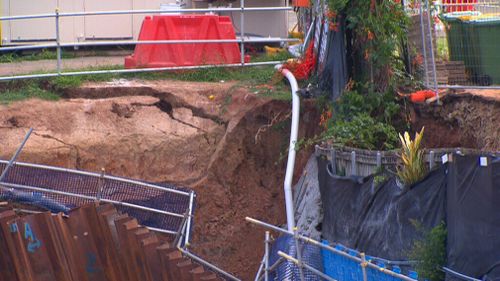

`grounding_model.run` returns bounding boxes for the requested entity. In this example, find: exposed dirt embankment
[411,93,500,151]
[0,79,321,280]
